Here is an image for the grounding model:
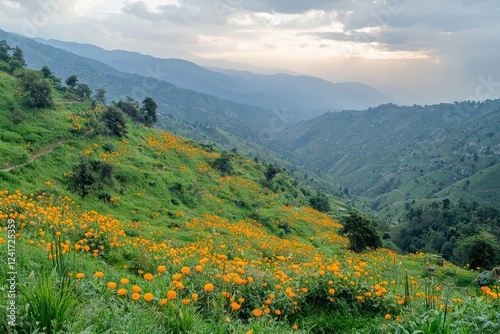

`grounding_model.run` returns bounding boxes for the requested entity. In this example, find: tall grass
[21,270,76,334]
